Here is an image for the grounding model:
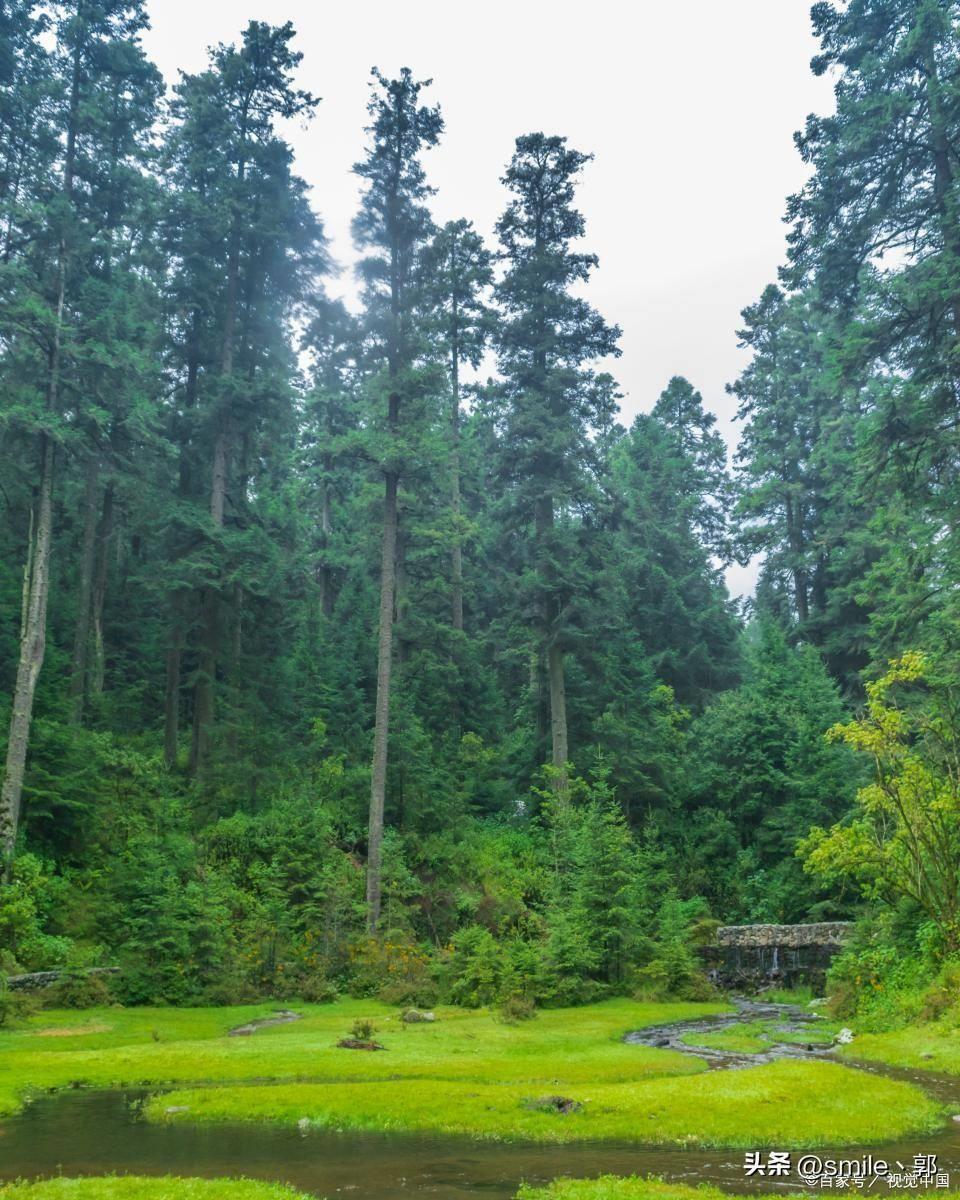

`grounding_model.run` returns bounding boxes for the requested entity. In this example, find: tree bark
[68,455,99,724]
[366,468,399,931]
[535,494,568,795]
[90,482,114,699]
[163,622,182,770]
[1,437,54,879]
[450,295,464,632]
[318,479,334,617]
[1,3,83,878]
